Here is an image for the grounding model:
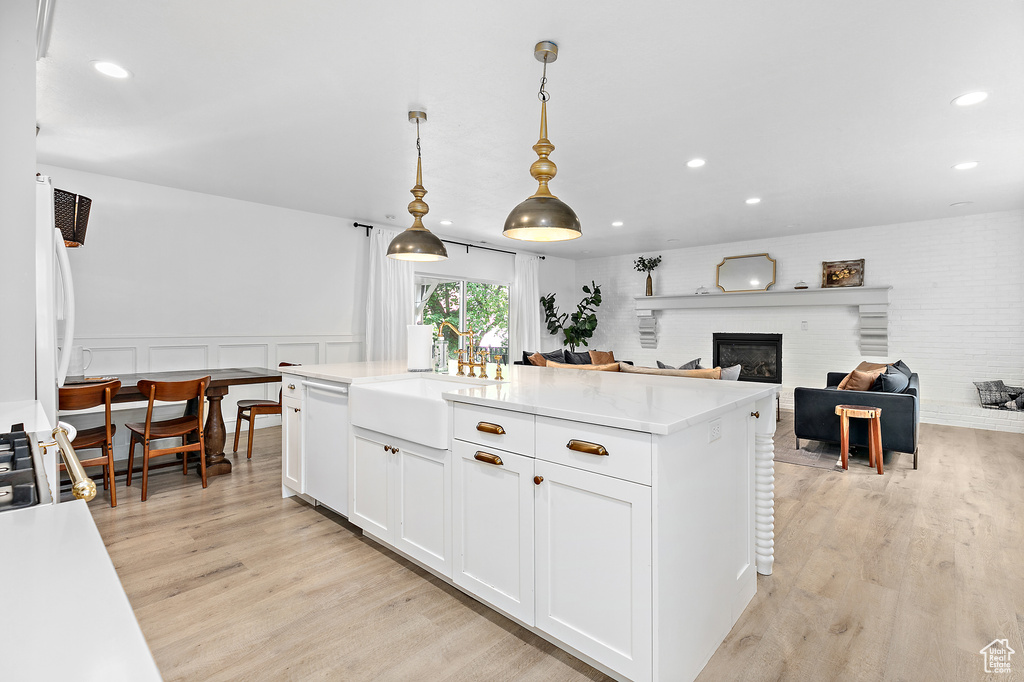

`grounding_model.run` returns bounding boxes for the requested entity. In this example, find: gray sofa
[793,371,920,469]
